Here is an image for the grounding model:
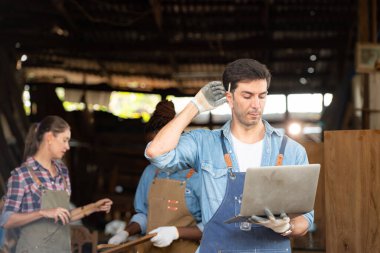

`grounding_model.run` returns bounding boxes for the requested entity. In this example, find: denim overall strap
[276,135,288,166]
[199,132,291,253]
